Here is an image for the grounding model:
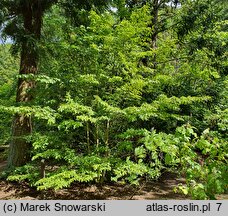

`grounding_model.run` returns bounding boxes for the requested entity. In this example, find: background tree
[0,44,18,146]
[0,0,111,168]
[0,0,58,167]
